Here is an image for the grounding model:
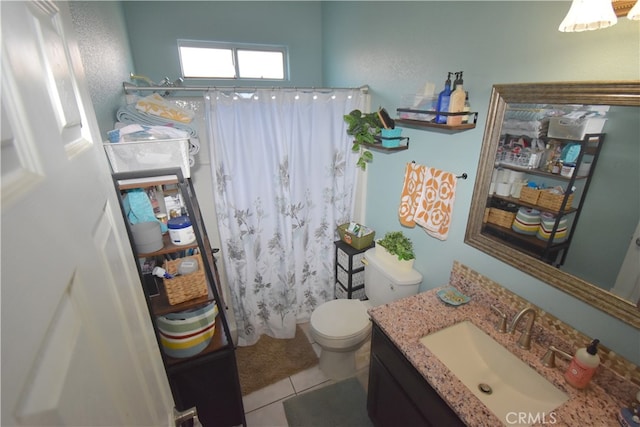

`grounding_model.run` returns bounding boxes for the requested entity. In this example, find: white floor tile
[244,399,289,427]
[242,378,295,413]
[289,364,330,393]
